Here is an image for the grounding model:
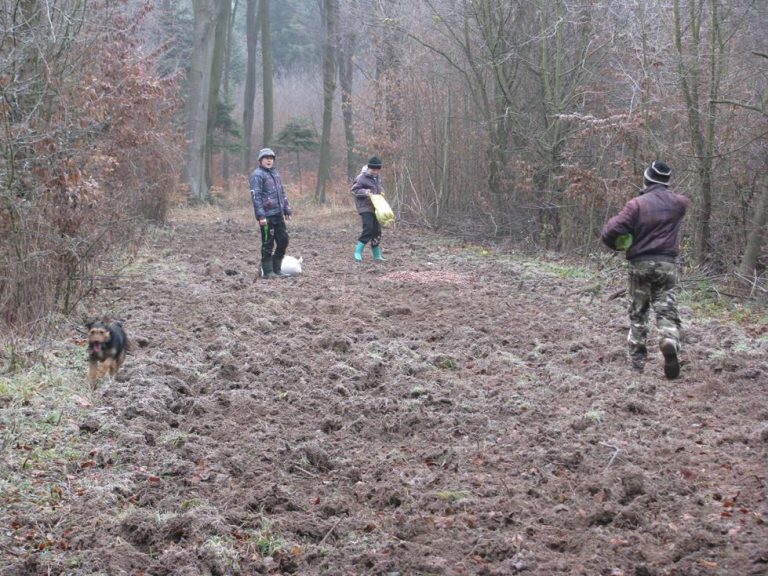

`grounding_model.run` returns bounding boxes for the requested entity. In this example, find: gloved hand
[615,233,633,251]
